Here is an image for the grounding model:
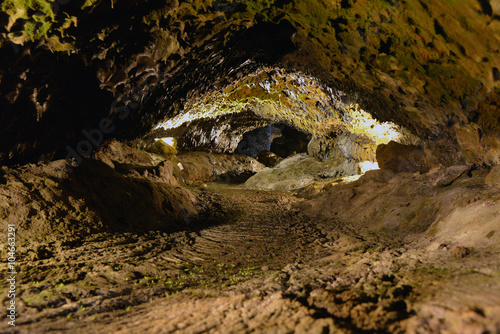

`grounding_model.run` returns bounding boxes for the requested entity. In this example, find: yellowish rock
[485,165,500,189]
[147,139,177,156]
